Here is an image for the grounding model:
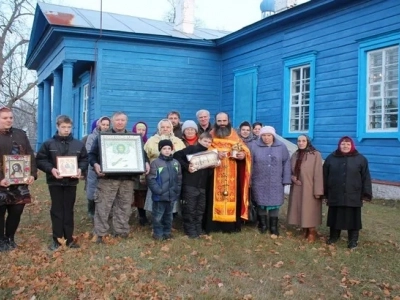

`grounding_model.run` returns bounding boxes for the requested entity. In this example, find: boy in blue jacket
[147,140,182,240]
